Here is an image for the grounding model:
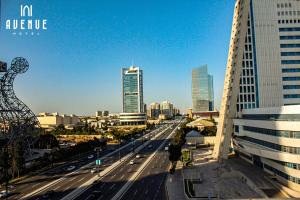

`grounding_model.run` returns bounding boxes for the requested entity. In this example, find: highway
[7,124,169,200]
[119,134,171,200]
[73,121,180,200]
